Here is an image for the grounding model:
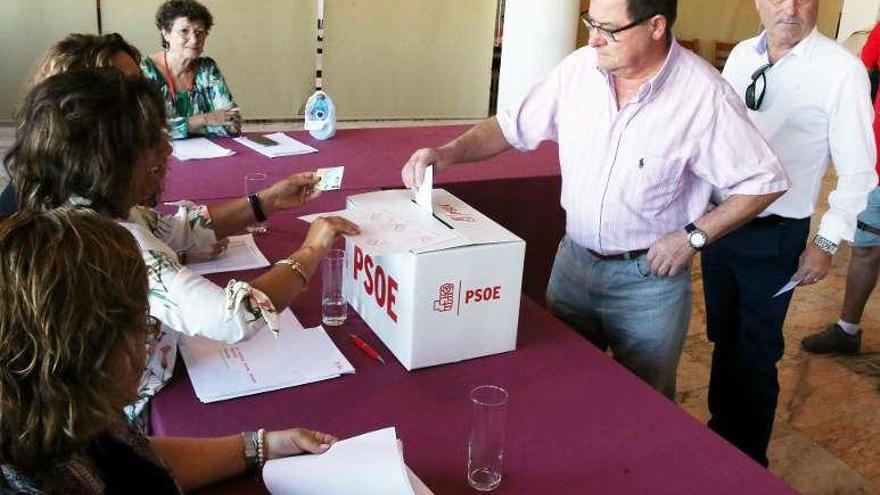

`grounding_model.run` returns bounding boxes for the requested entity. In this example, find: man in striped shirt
[401,0,788,399]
